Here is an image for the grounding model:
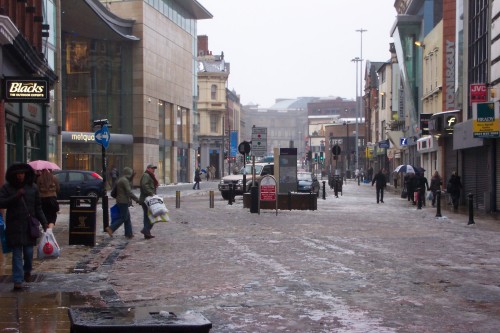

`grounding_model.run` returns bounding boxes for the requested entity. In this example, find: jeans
[141,203,154,235]
[376,186,384,203]
[193,180,200,189]
[110,203,133,237]
[12,245,33,283]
